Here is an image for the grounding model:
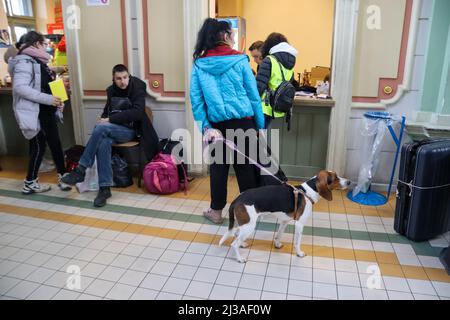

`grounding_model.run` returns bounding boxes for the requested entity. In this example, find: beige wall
[0,1,8,29]
[148,0,185,92]
[352,0,406,97]
[241,0,334,76]
[77,0,124,91]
